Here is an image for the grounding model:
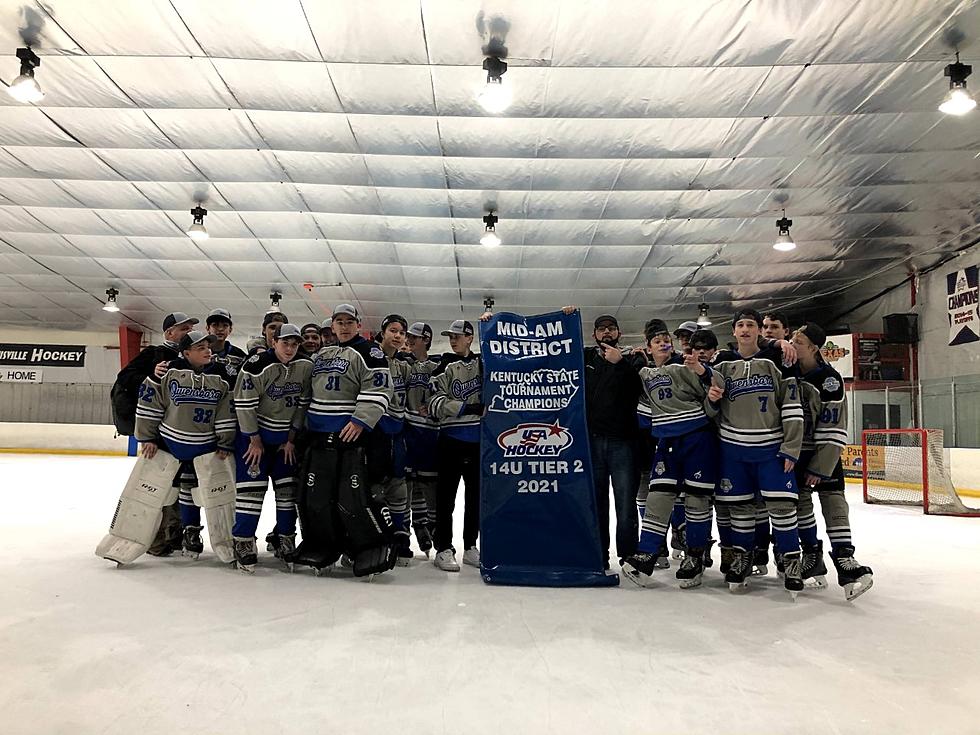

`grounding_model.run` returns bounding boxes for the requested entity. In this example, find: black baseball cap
[797,322,827,348]
[441,319,474,336]
[300,322,320,336]
[263,310,288,327]
[732,309,763,328]
[381,314,408,333]
[594,314,618,330]
[644,319,670,340]
[690,330,719,350]
[178,330,215,351]
[163,312,199,331]
[205,308,233,326]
